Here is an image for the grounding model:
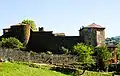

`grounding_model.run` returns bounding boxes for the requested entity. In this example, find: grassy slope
[0,62,70,76]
